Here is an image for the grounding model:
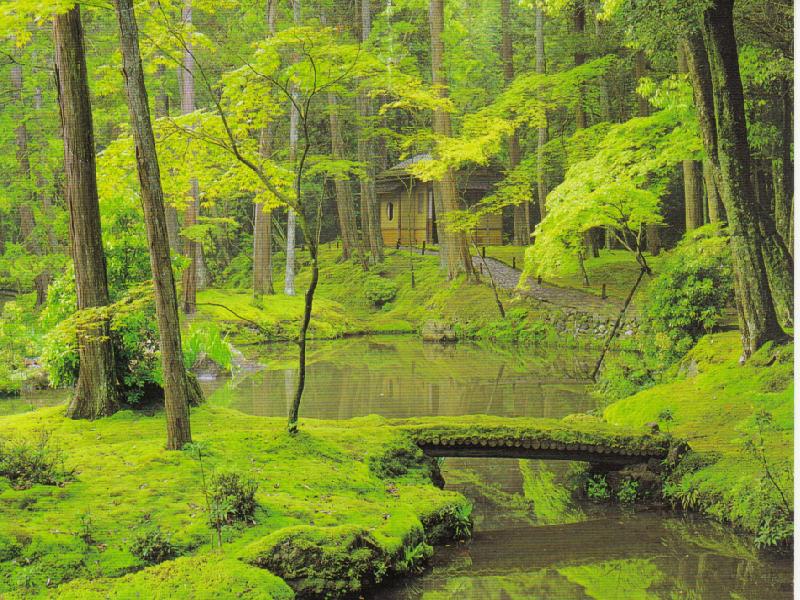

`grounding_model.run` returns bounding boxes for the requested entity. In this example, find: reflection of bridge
[401,416,677,468]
